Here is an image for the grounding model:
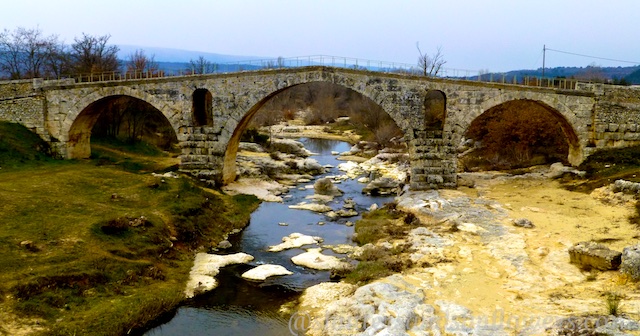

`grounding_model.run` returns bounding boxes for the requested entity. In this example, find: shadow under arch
[67,95,178,159]
[464,98,582,166]
[221,82,400,185]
